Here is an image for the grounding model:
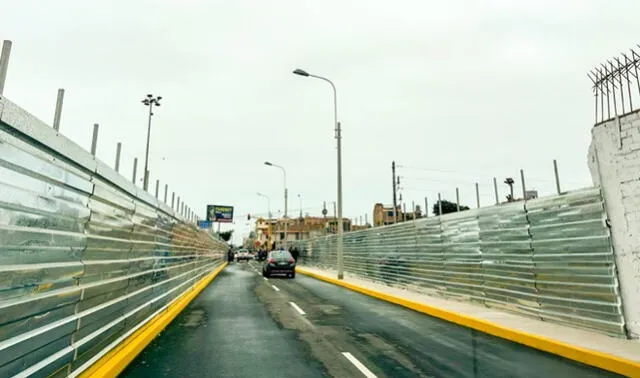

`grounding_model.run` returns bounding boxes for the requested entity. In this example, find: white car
[235,249,252,262]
